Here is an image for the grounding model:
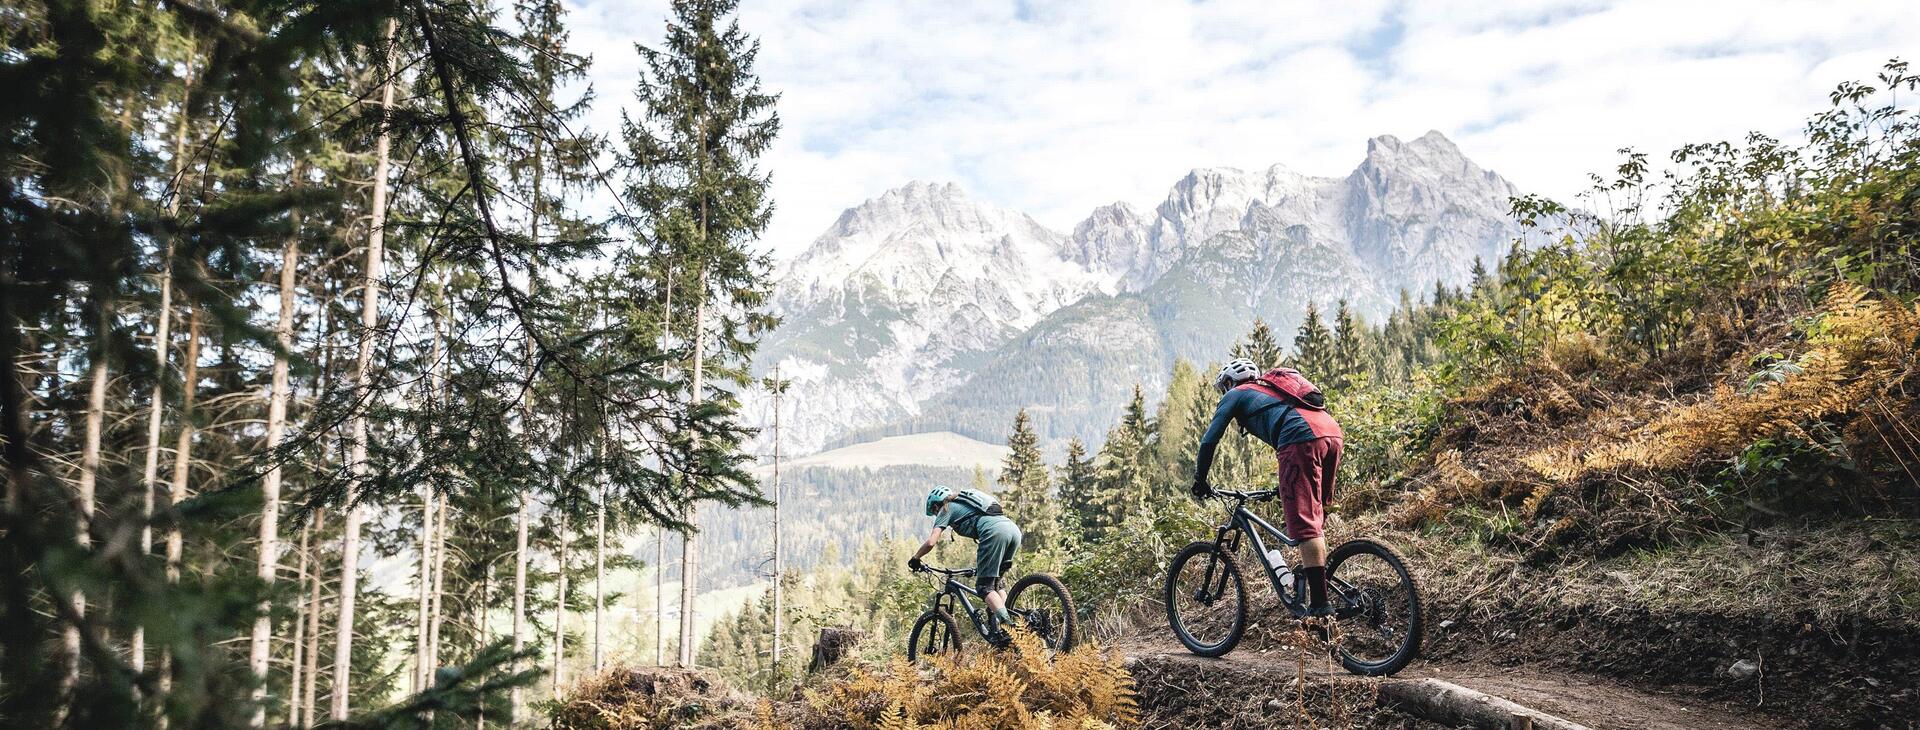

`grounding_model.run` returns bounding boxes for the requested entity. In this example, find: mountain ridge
[748,131,1528,455]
